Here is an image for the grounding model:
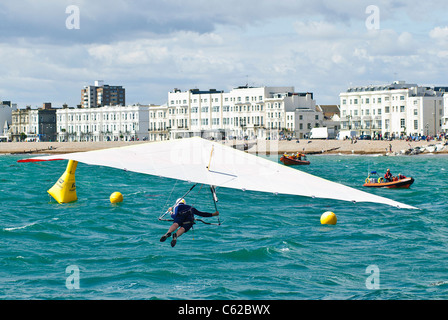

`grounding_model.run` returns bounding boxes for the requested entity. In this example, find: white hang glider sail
[18,137,417,209]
